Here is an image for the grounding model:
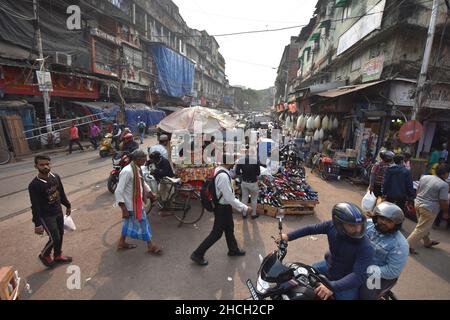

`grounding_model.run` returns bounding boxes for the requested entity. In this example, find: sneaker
[228,249,246,257]
[251,215,260,220]
[242,215,248,220]
[190,253,208,266]
[38,254,55,268]
[54,255,73,263]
